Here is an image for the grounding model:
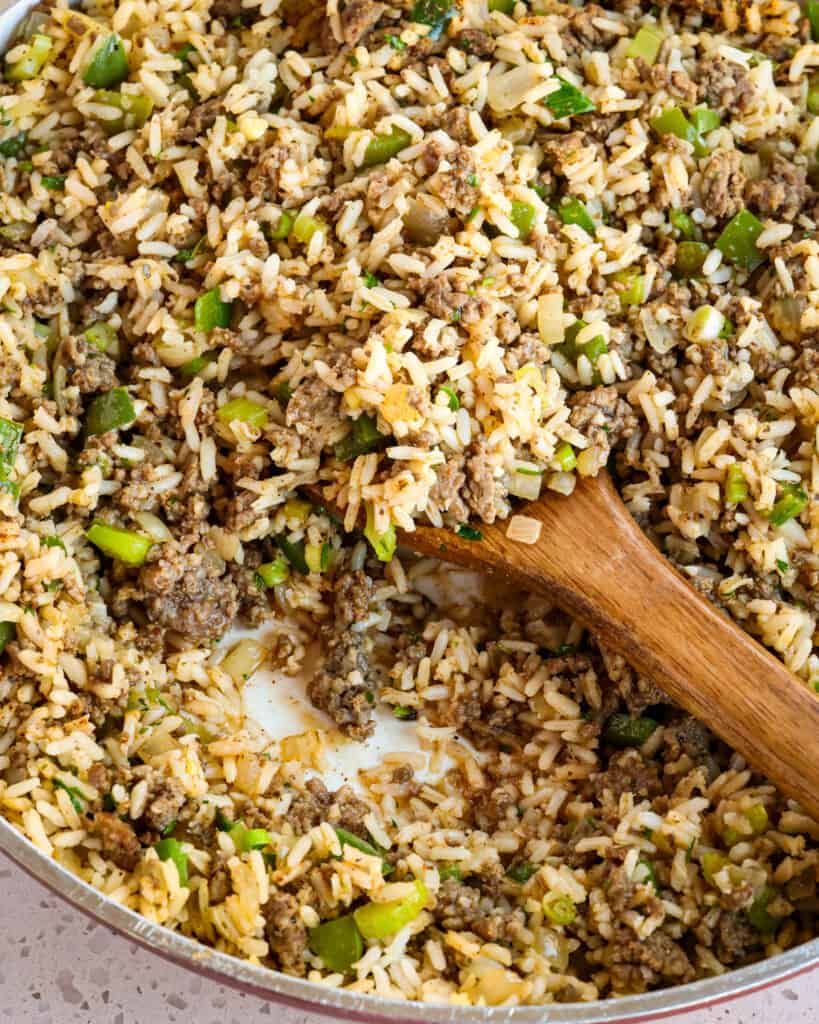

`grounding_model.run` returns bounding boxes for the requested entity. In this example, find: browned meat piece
[307,571,374,739]
[430,147,480,218]
[62,335,118,395]
[264,892,308,976]
[441,106,473,144]
[211,0,242,21]
[596,643,666,714]
[285,375,341,455]
[563,3,621,51]
[340,0,385,46]
[93,812,141,870]
[423,277,489,325]
[698,58,754,115]
[115,463,161,516]
[464,438,501,523]
[429,459,468,521]
[178,98,223,143]
[674,715,711,761]
[592,749,663,799]
[142,775,185,833]
[434,877,523,942]
[609,927,695,983]
[745,154,812,222]
[278,778,372,836]
[506,332,550,371]
[230,563,269,626]
[716,911,761,963]
[632,58,698,104]
[699,150,746,220]
[138,550,239,642]
[791,345,819,388]
[568,386,638,449]
[454,29,495,57]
